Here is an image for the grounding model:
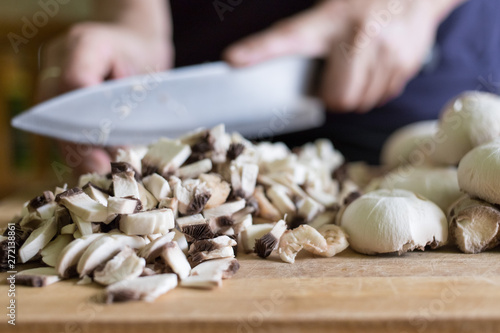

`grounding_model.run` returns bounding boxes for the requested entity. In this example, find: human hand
[36,22,172,175]
[224,0,463,112]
